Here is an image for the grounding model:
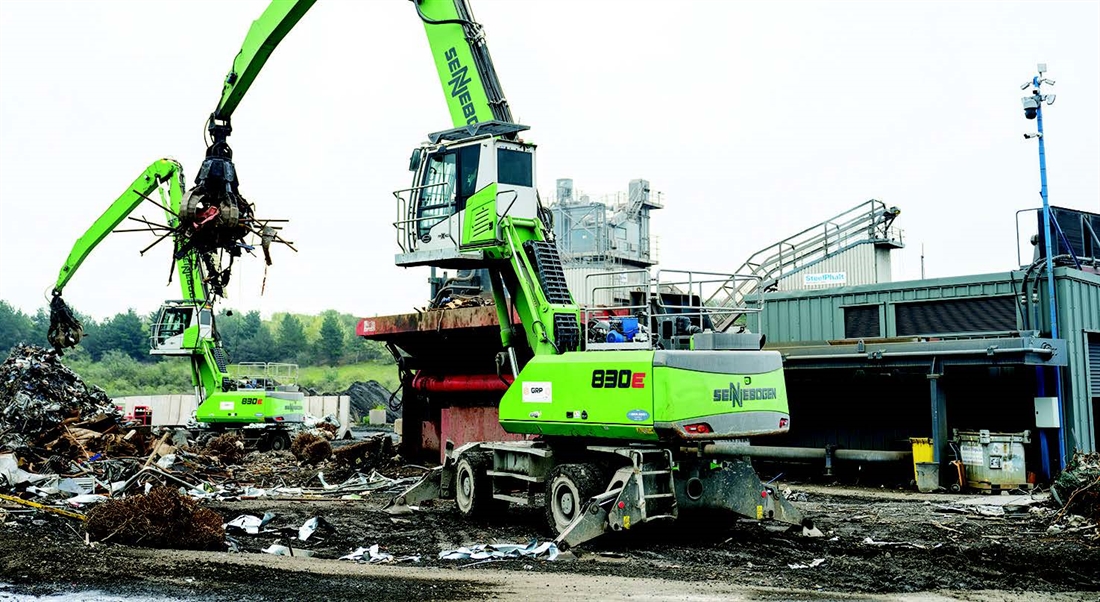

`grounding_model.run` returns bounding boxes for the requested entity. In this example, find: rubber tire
[545,463,604,535]
[269,431,291,452]
[455,452,495,517]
